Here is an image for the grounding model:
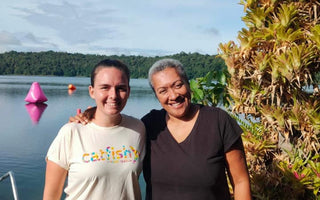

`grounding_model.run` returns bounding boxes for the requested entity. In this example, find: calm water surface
[0,75,161,200]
